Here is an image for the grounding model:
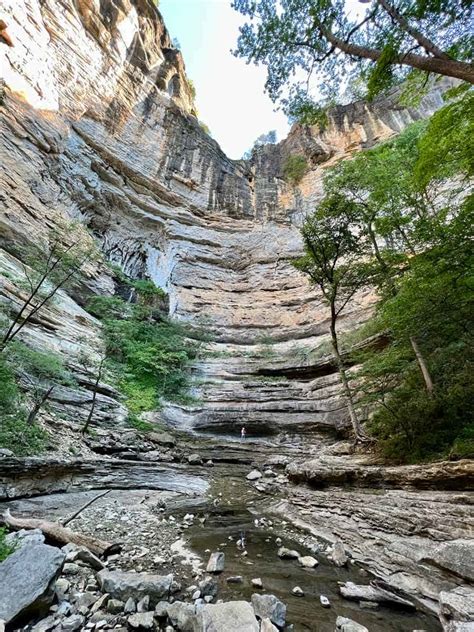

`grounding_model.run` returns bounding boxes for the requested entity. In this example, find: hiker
[240,426,246,441]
